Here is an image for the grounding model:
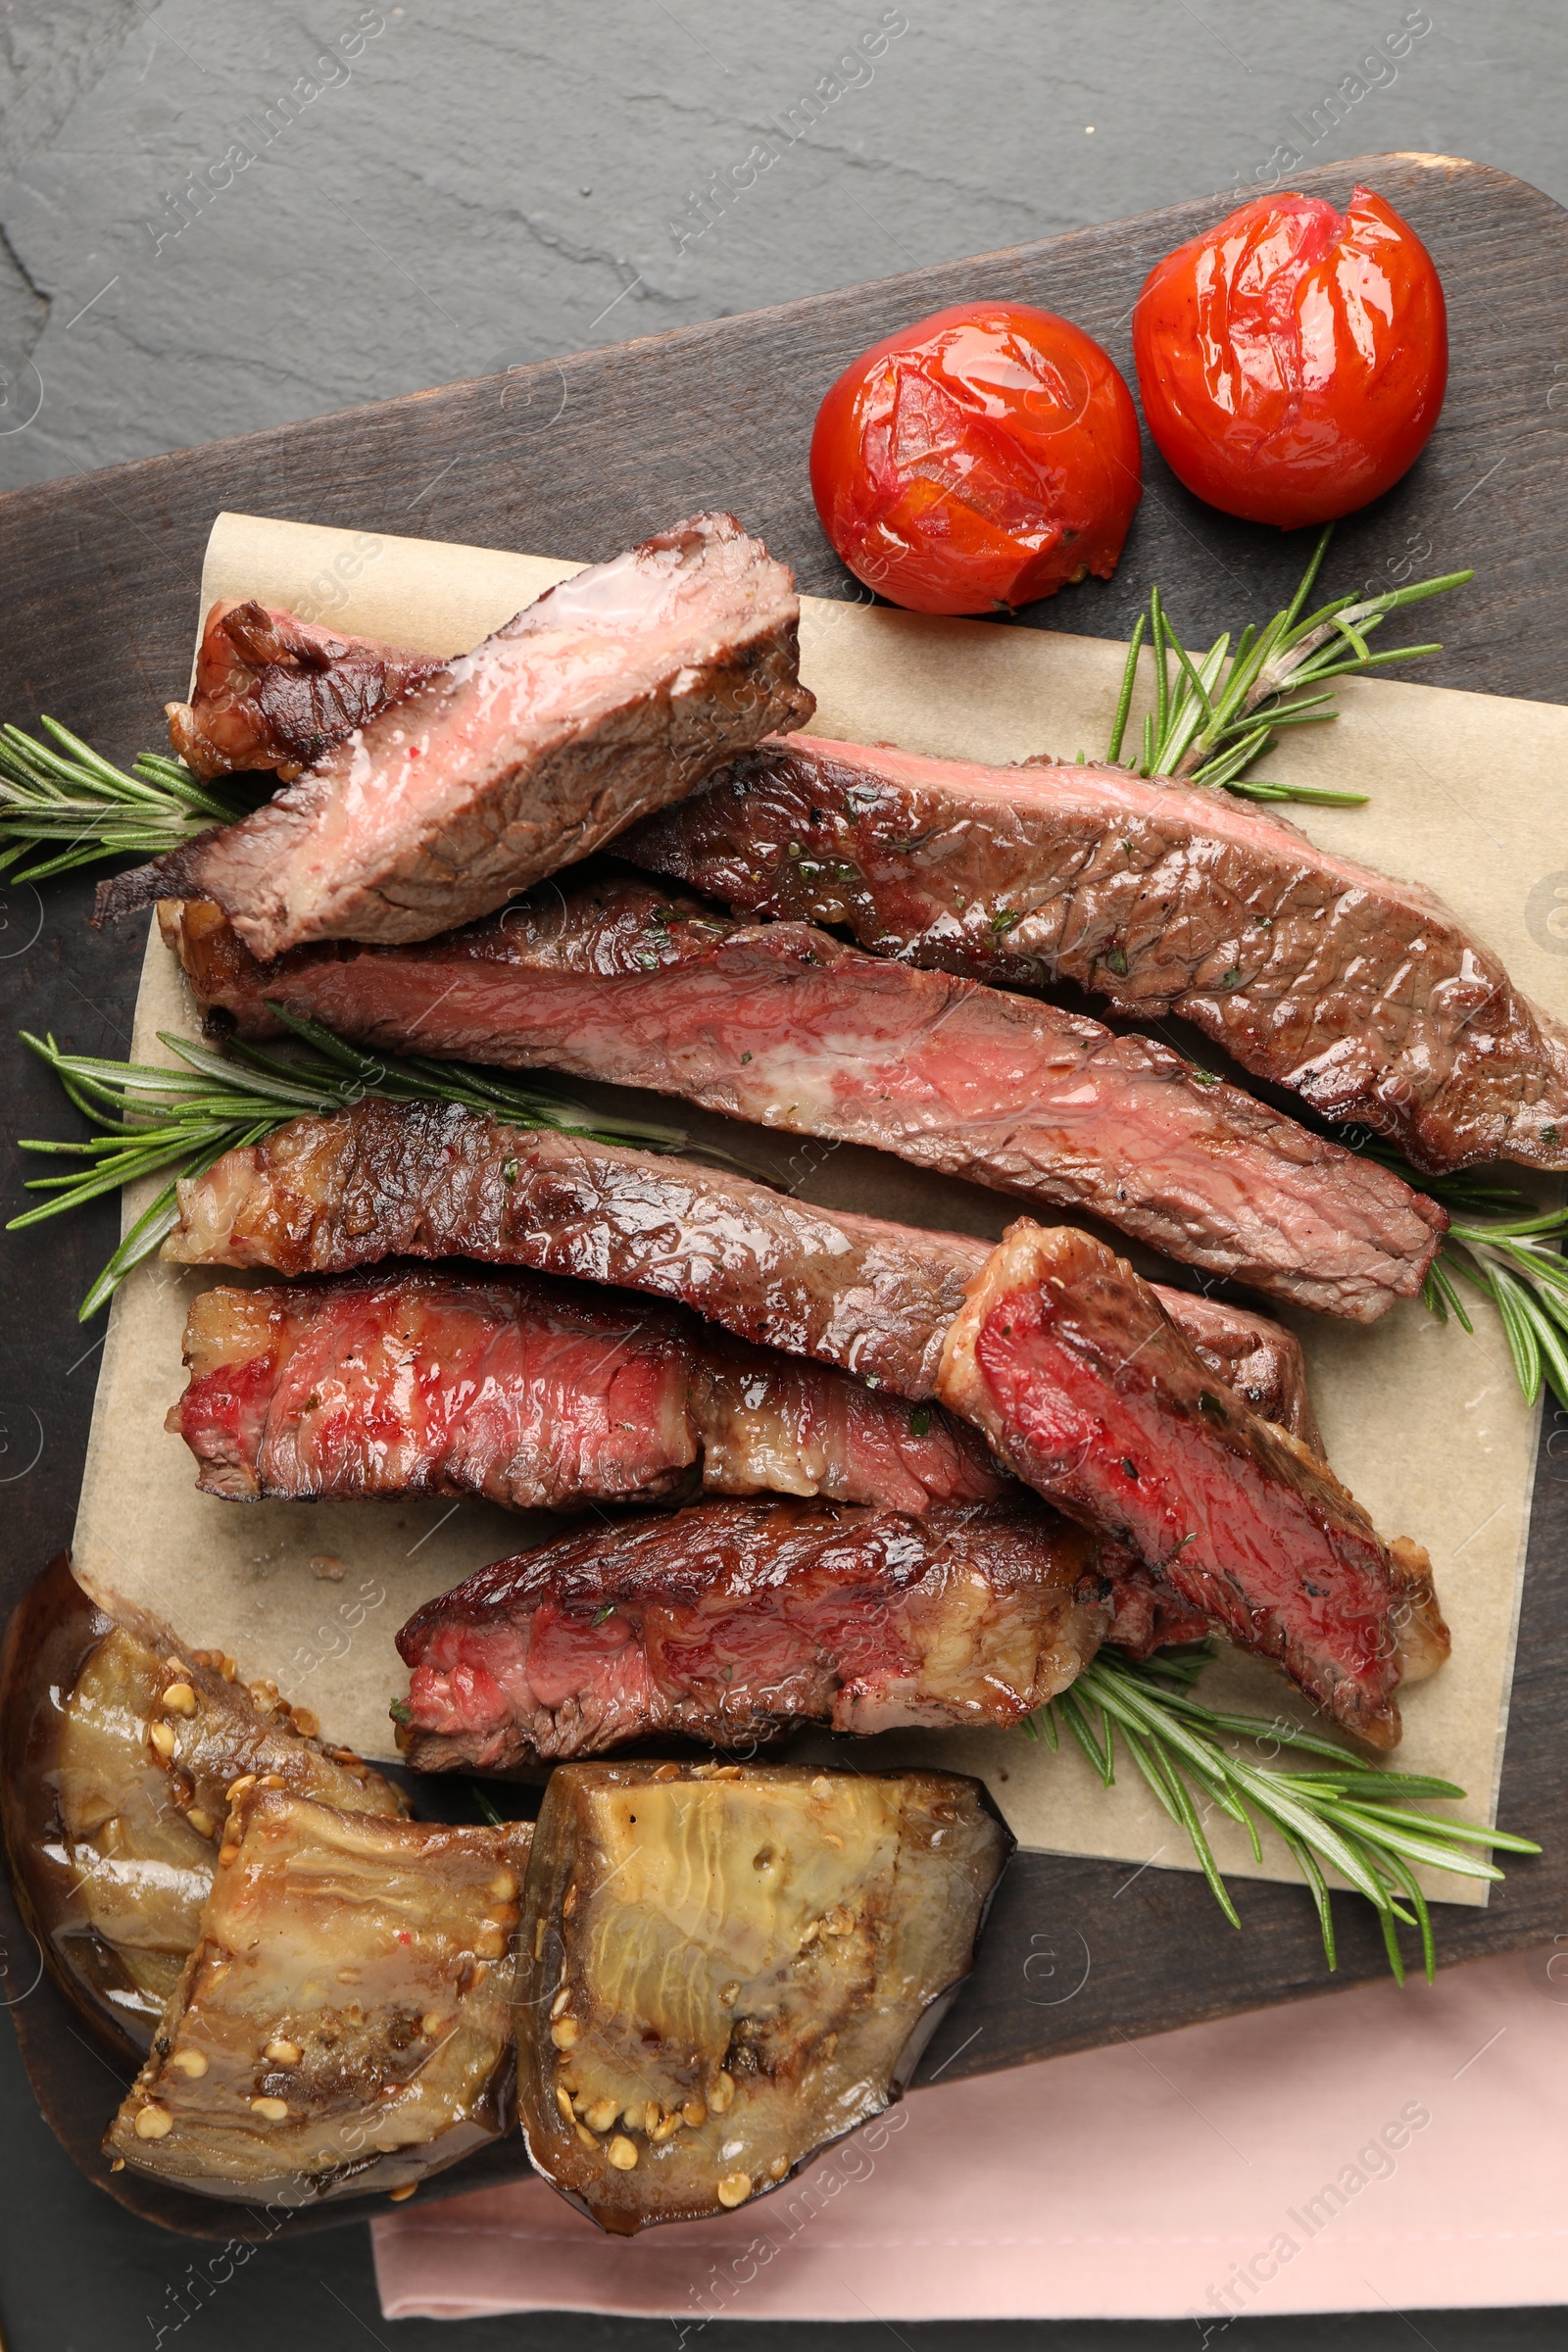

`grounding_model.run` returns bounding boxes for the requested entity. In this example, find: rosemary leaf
[1346,1141,1568,1412]
[1380,1852,1436,1983]
[1278,1827,1339,1971]
[1056,1687,1114,1785]
[468,1784,505,1828]
[1104,614,1147,768]
[1028,1647,1539,1978]
[0,721,255,883]
[1100,529,1471,804]
[10,1020,697,1320]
